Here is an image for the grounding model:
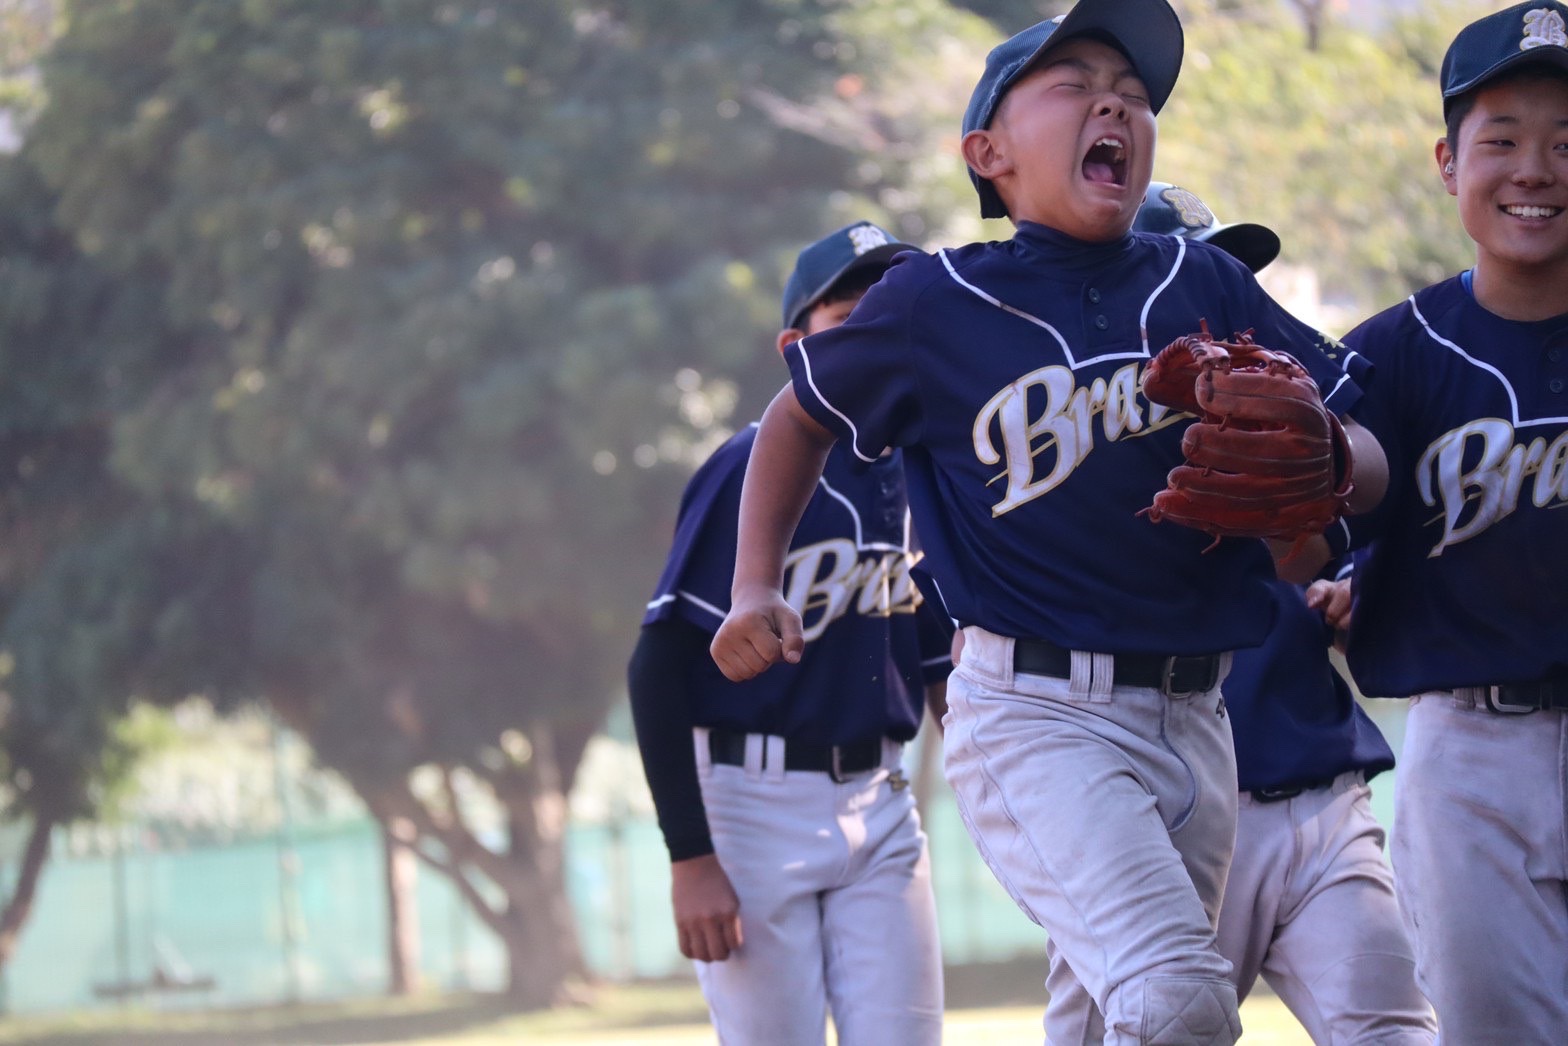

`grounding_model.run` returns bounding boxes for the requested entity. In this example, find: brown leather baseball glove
[1139,322,1354,559]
